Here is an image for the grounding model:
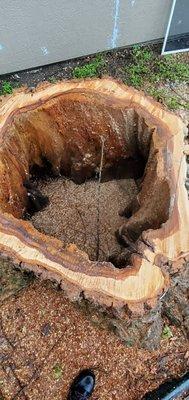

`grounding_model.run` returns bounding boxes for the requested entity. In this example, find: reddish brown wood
[0,78,188,313]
